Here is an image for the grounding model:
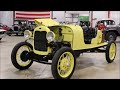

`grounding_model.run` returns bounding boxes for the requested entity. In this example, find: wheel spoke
[57,52,74,78]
